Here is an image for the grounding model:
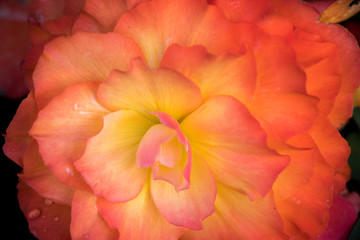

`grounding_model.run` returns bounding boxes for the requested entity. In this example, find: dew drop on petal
[44,199,54,206]
[27,208,41,220]
[30,228,39,237]
[53,216,59,222]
